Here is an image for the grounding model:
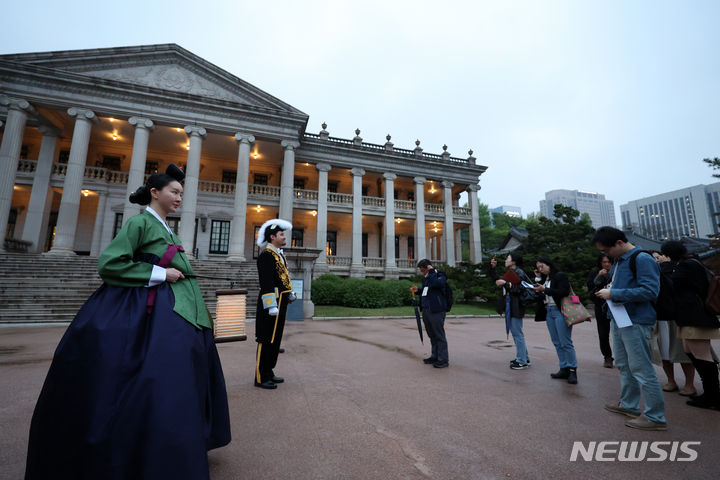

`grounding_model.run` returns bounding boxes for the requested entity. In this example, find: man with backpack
[410,259,450,368]
[593,227,666,430]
